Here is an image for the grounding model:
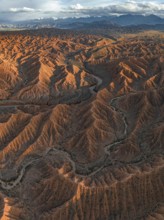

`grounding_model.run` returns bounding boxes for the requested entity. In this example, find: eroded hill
[0,29,163,220]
